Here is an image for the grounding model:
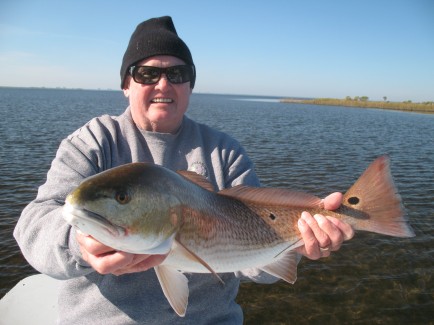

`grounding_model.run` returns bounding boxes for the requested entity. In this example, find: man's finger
[326,216,355,241]
[323,192,343,210]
